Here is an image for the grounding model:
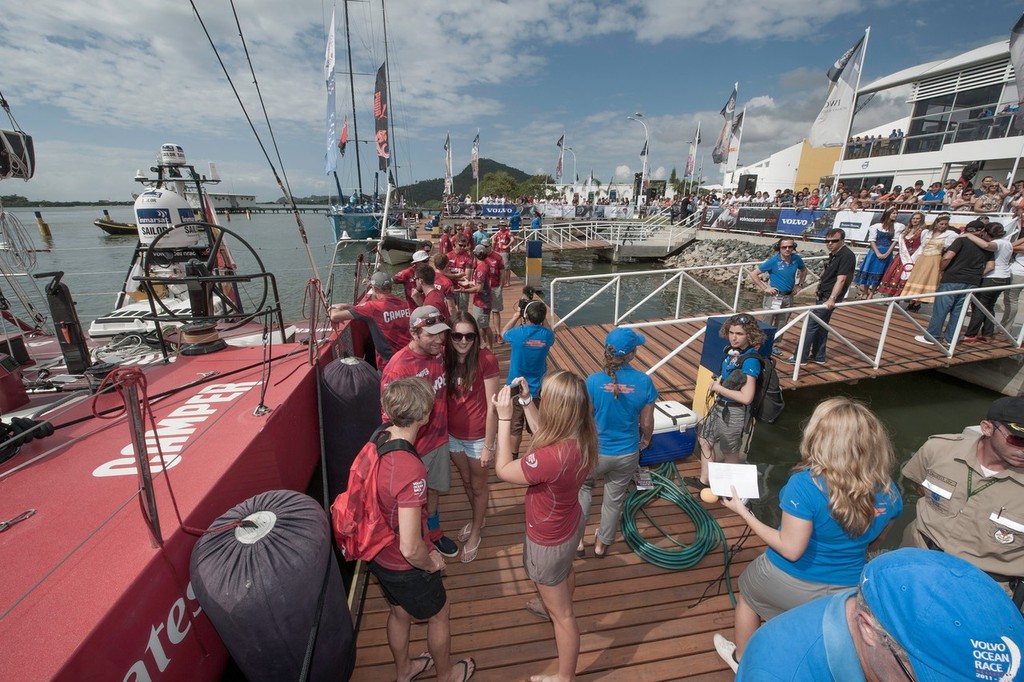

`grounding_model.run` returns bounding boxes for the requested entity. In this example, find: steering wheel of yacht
[140,221,272,331]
